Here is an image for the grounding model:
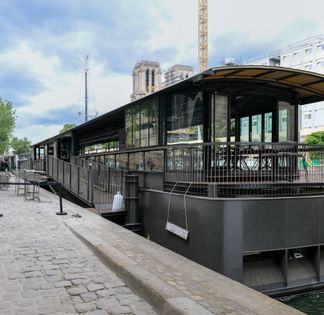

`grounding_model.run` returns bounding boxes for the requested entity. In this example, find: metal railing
[47,156,125,208]
[18,158,44,171]
[30,142,324,198]
[164,142,324,197]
